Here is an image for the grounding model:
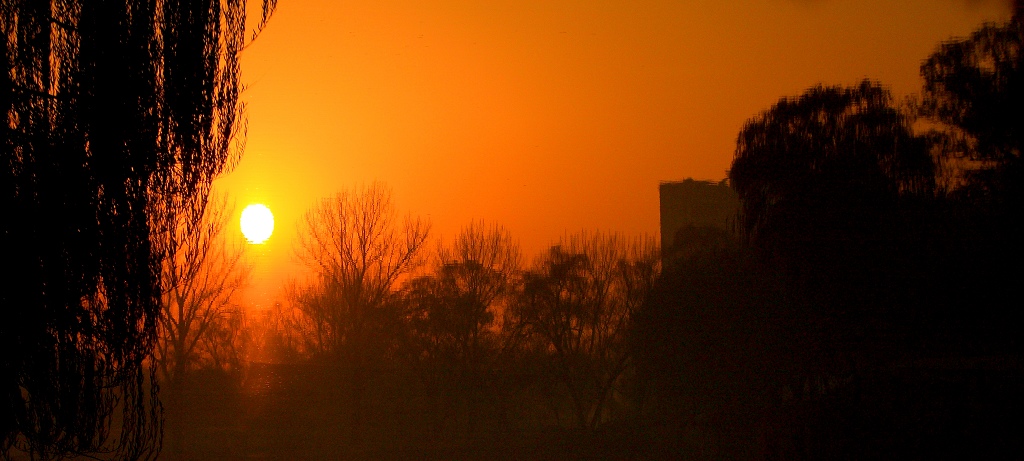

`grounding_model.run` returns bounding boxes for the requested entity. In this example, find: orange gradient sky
[215,0,1013,308]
